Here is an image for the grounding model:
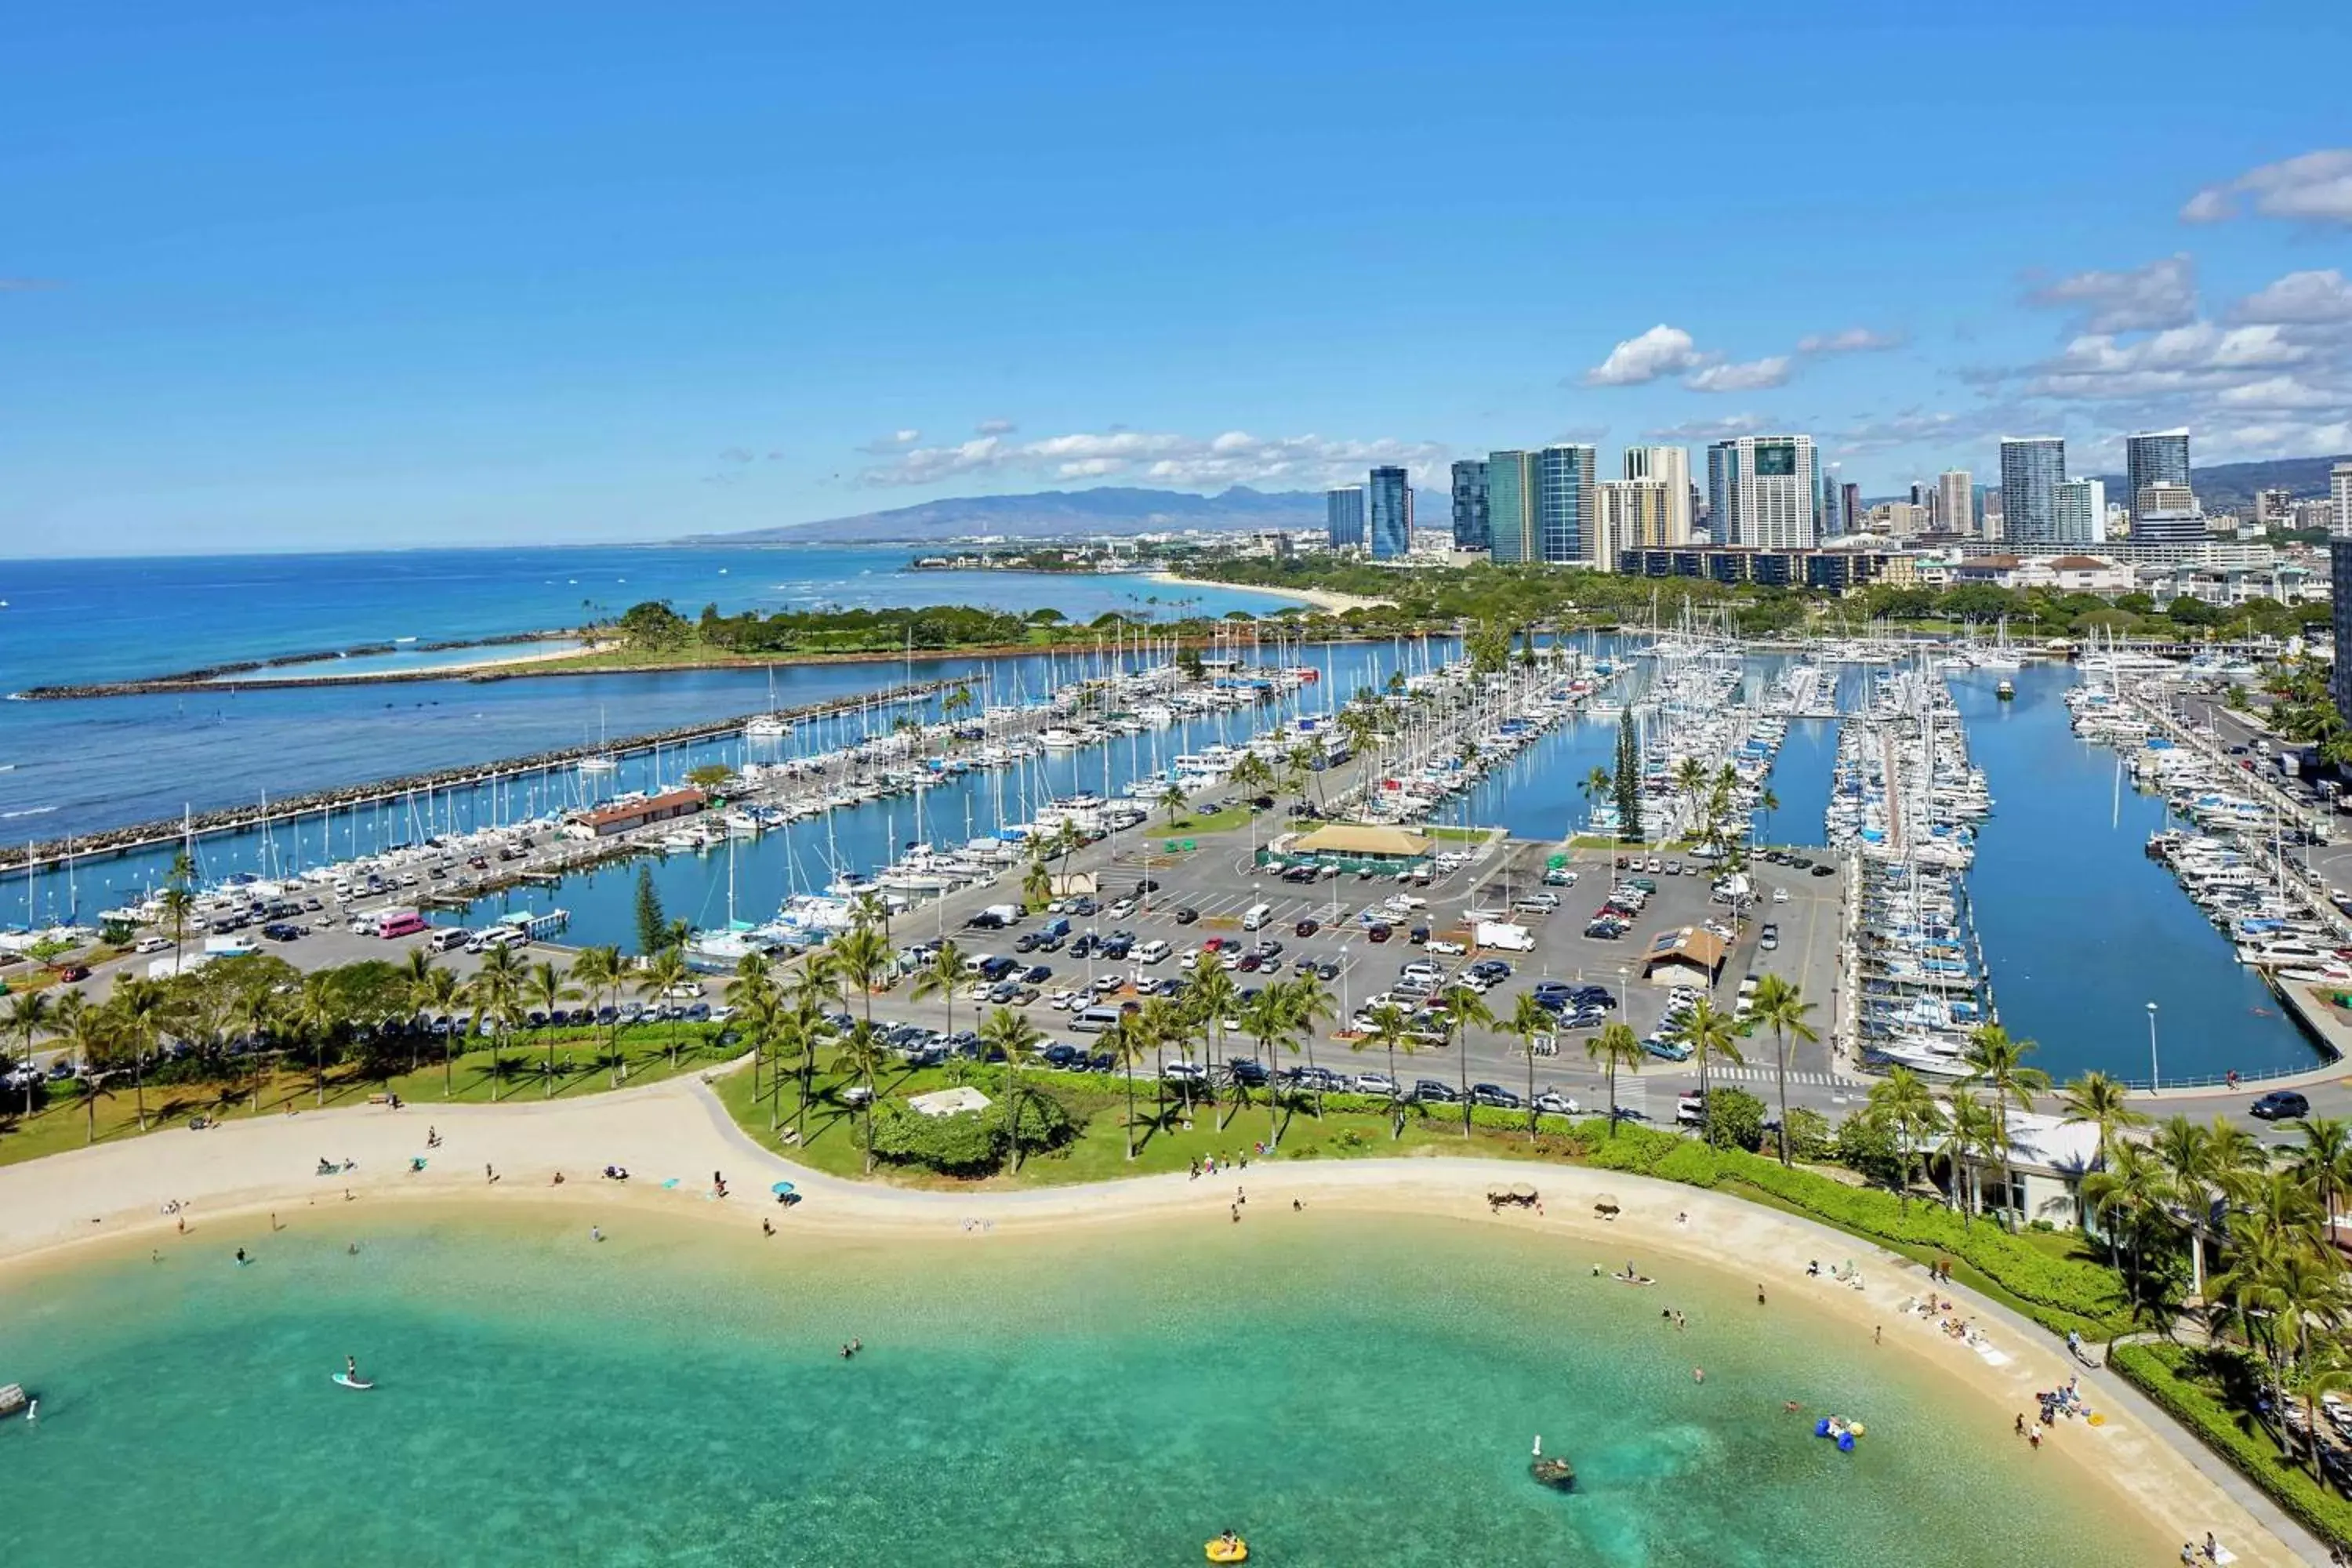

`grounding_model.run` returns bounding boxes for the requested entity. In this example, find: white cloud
[2183,149,2352,226]
[2025,254,2198,333]
[1642,412,1774,443]
[1796,327,1903,355]
[975,418,1018,436]
[2026,321,2310,401]
[2233,269,2352,325]
[1584,325,1705,387]
[891,429,920,444]
[2215,376,2344,411]
[858,428,1452,491]
[1686,356,1791,393]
